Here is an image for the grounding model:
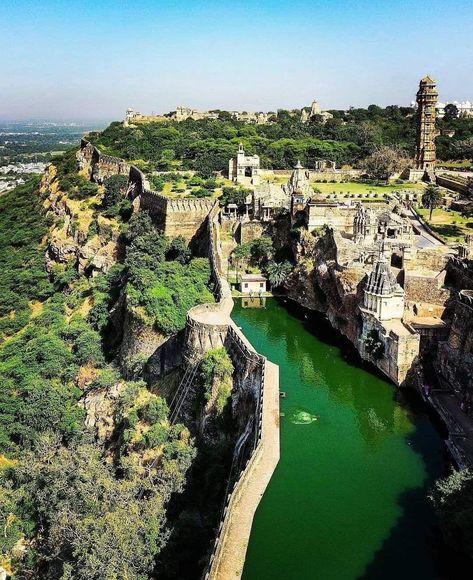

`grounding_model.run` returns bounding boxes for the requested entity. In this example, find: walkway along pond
[232,298,453,580]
